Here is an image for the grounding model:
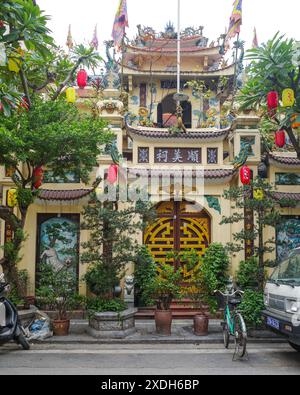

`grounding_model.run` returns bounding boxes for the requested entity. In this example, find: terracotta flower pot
[155,310,172,336]
[52,320,70,337]
[194,314,209,337]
